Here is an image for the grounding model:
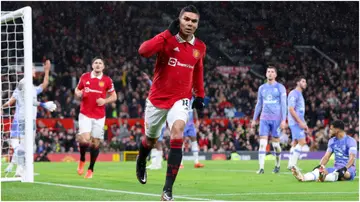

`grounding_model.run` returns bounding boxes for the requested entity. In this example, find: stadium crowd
[1,2,358,155]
